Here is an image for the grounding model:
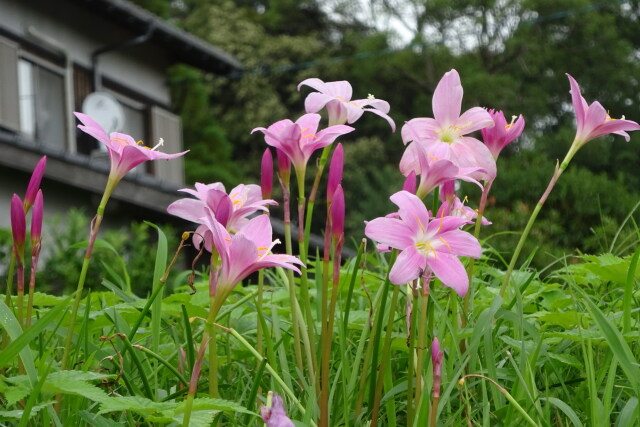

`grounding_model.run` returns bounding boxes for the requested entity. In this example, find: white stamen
[151,138,164,151]
[367,93,375,100]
